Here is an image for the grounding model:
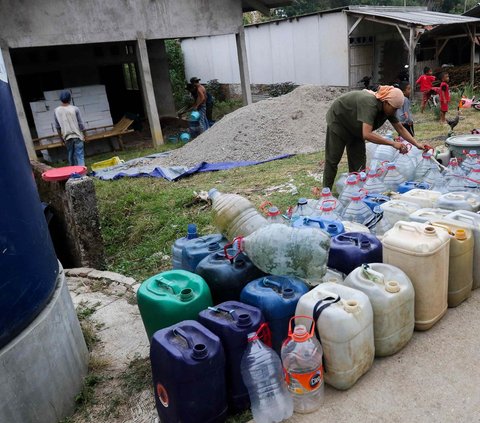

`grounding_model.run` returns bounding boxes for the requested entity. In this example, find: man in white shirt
[54,90,87,166]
